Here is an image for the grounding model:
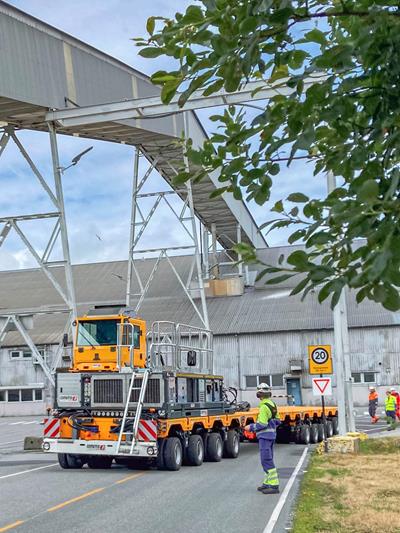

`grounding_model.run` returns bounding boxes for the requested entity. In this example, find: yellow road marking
[114,472,145,485]
[0,520,25,532]
[47,487,105,512]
